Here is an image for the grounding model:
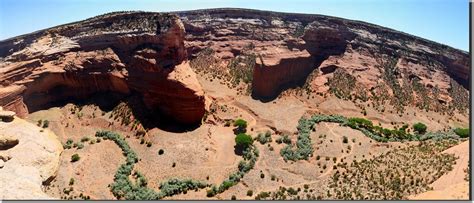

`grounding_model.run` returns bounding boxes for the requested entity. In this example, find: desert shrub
[69,178,75,185]
[81,136,90,142]
[255,192,270,200]
[76,142,84,149]
[231,195,237,200]
[279,117,316,161]
[146,142,152,147]
[158,178,208,197]
[276,134,291,144]
[158,149,164,155]
[271,175,276,181]
[42,120,50,128]
[454,128,469,138]
[413,122,427,134]
[64,139,74,149]
[247,190,254,196]
[71,154,80,162]
[419,131,459,141]
[342,136,348,144]
[256,132,272,144]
